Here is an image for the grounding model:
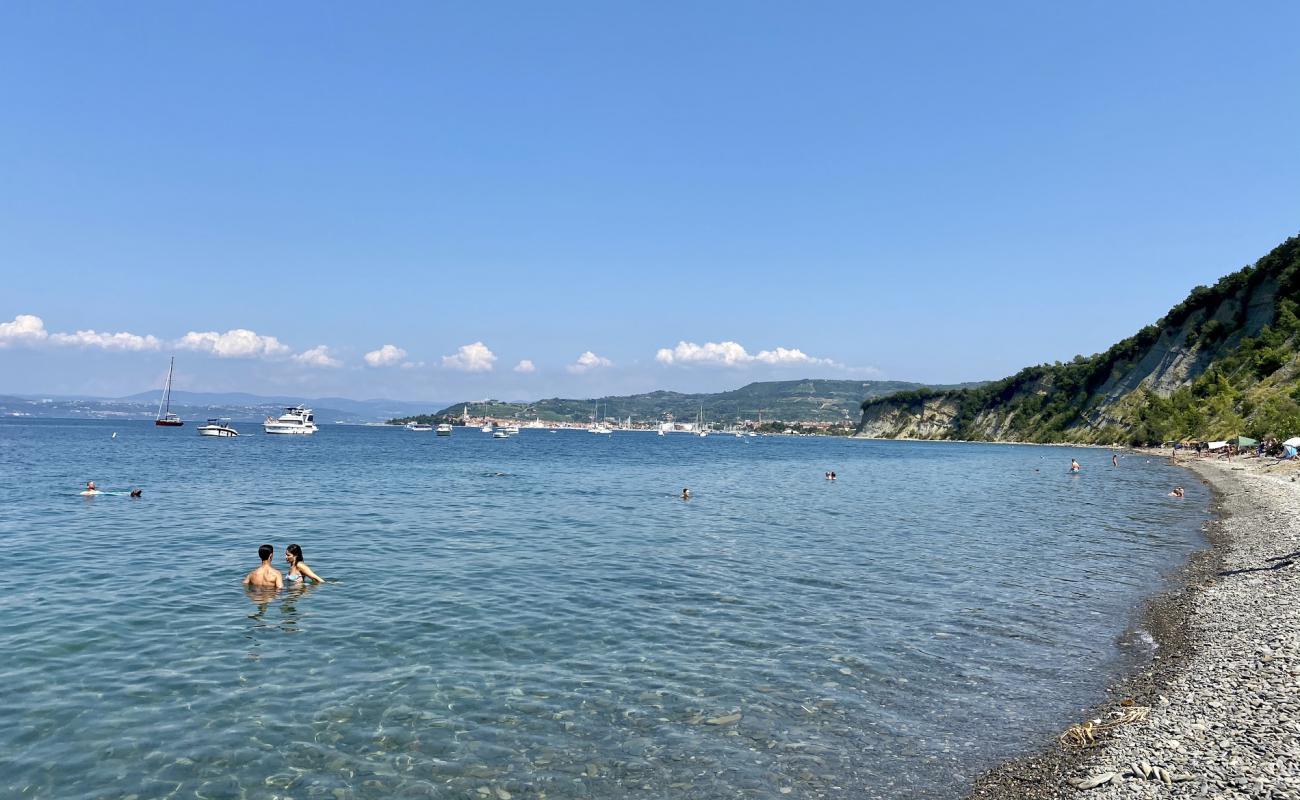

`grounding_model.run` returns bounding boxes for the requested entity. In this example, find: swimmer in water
[284,543,323,584]
[80,480,101,496]
[130,489,142,498]
[242,544,284,590]
[1168,486,1185,498]
[681,488,692,500]
[1112,453,1118,467]
[1070,459,1081,473]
